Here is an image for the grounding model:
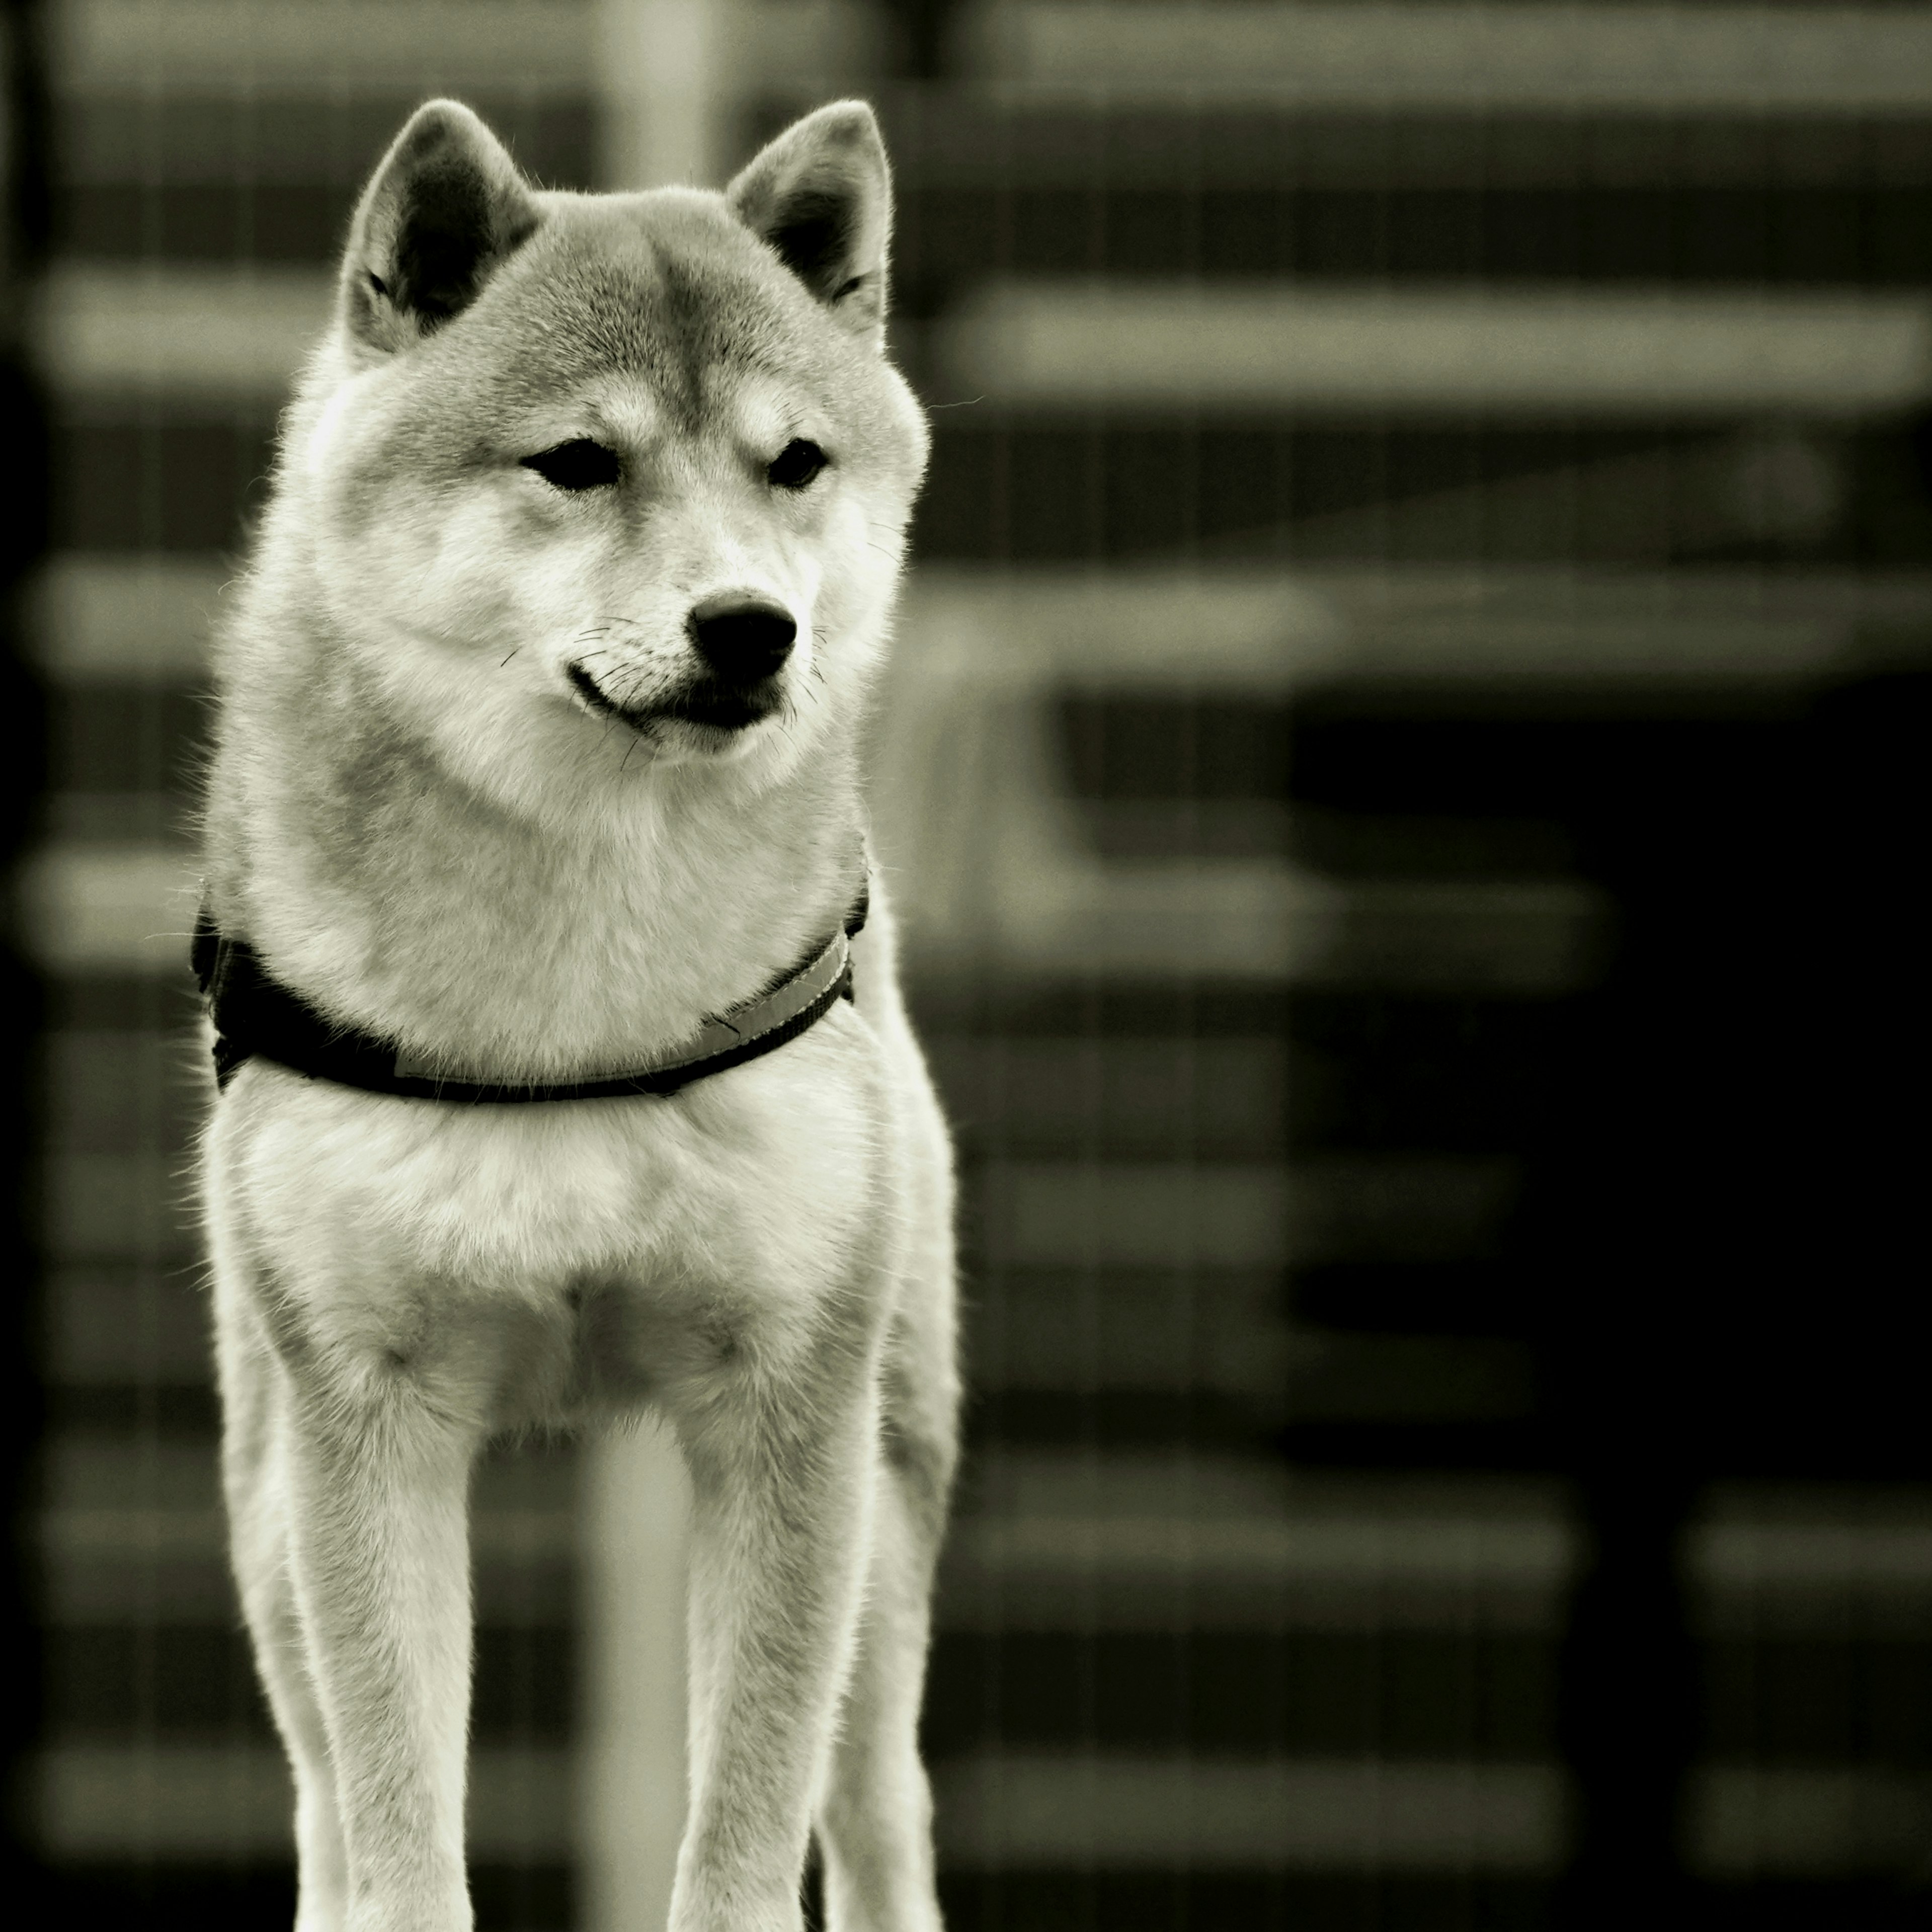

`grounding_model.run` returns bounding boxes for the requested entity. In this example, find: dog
[195,97,957,1932]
